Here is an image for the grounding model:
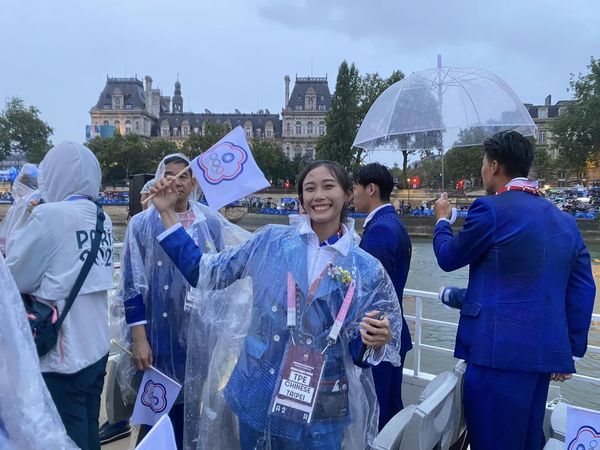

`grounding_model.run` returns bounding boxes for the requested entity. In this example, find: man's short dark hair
[163,156,191,175]
[483,131,534,178]
[352,163,394,202]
